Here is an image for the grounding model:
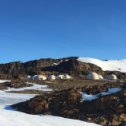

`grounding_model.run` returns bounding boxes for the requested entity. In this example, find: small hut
[56,75,65,80]
[32,75,47,81]
[48,75,56,80]
[38,75,47,80]
[106,74,117,80]
[32,75,38,80]
[86,72,101,80]
[64,74,72,79]
[99,75,103,80]
[26,75,31,80]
